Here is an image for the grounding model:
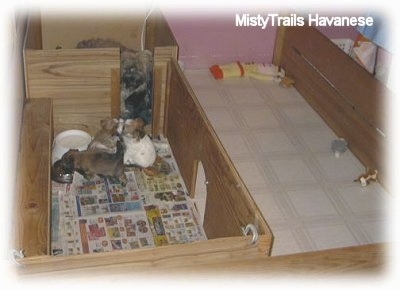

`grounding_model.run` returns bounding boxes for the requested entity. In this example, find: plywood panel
[24,48,119,135]
[281,44,386,182]
[17,242,385,275]
[278,26,388,188]
[152,47,178,136]
[14,98,52,258]
[283,26,389,133]
[25,48,120,83]
[16,236,263,274]
[164,59,272,253]
[178,243,386,275]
